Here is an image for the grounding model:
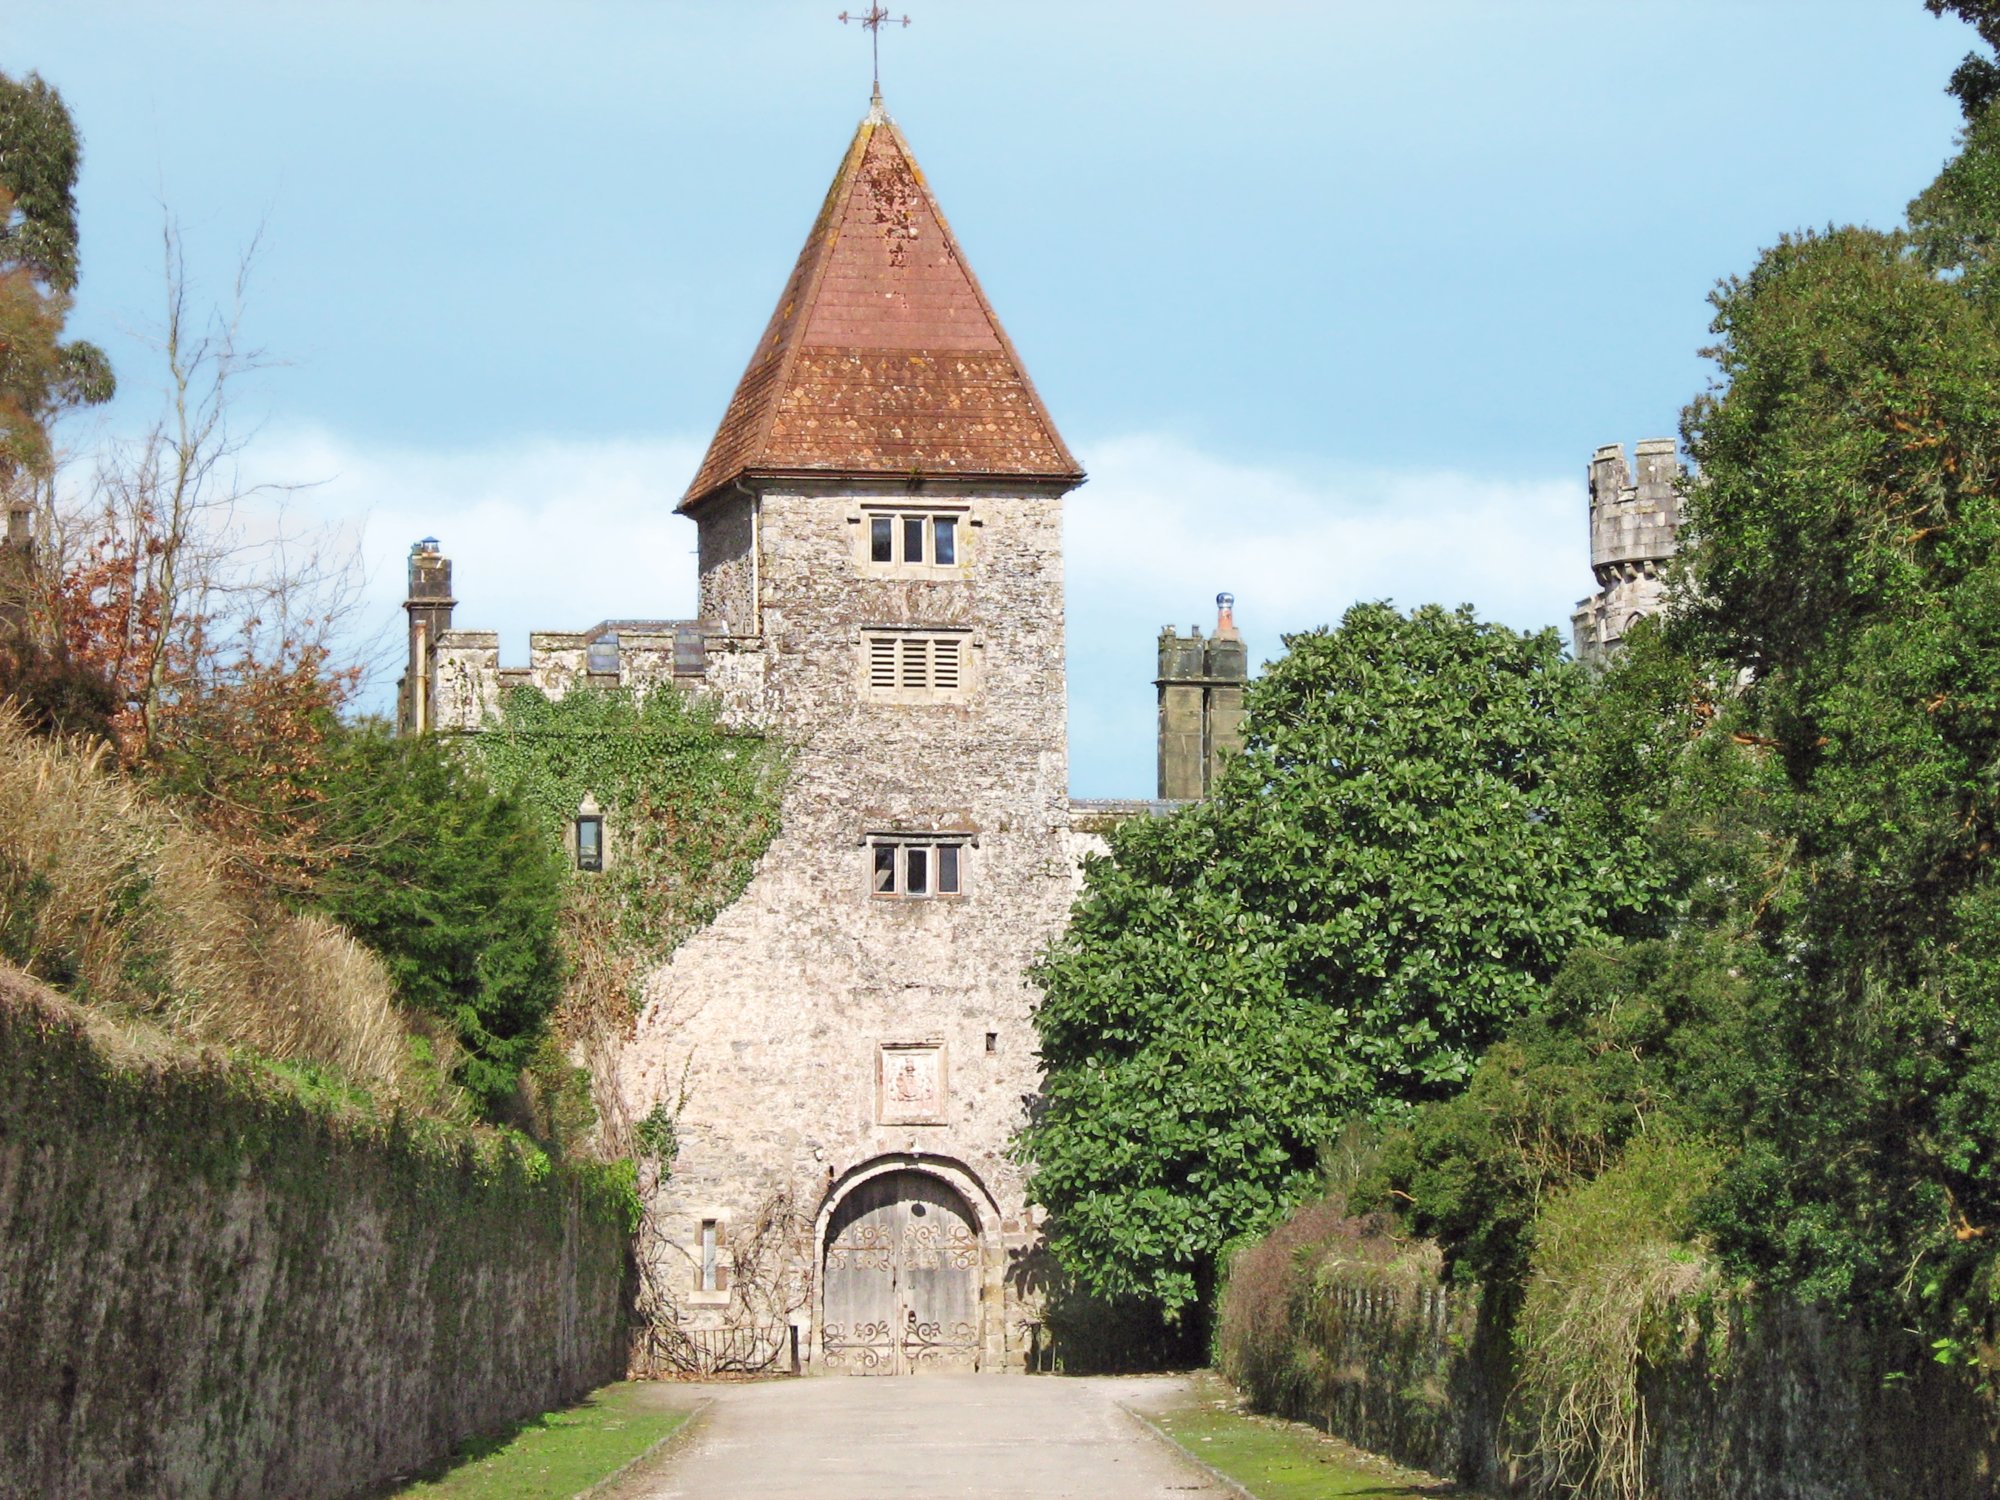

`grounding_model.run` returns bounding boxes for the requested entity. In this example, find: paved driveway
[611,1374,1225,1499]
